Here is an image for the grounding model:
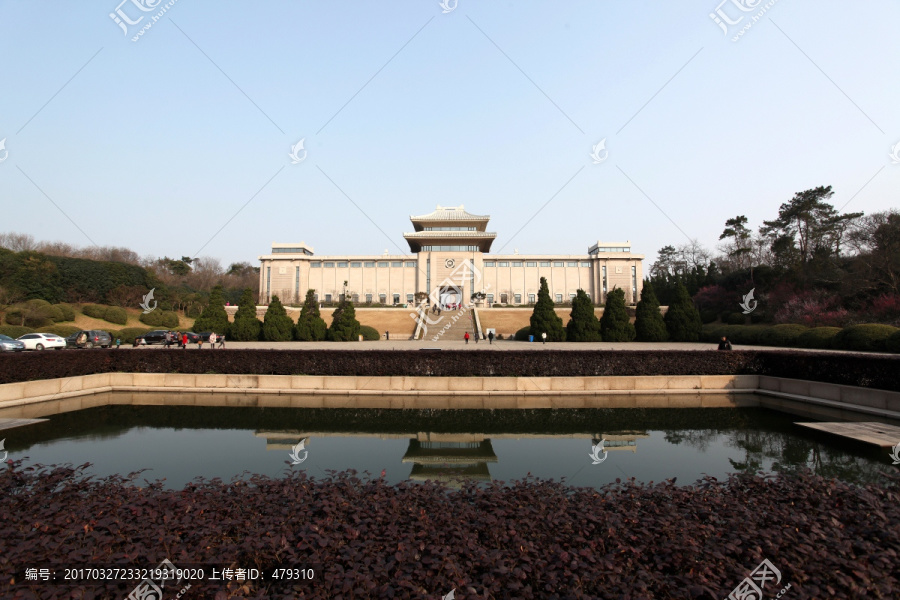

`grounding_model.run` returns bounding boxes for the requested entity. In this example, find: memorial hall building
[258,206,644,307]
